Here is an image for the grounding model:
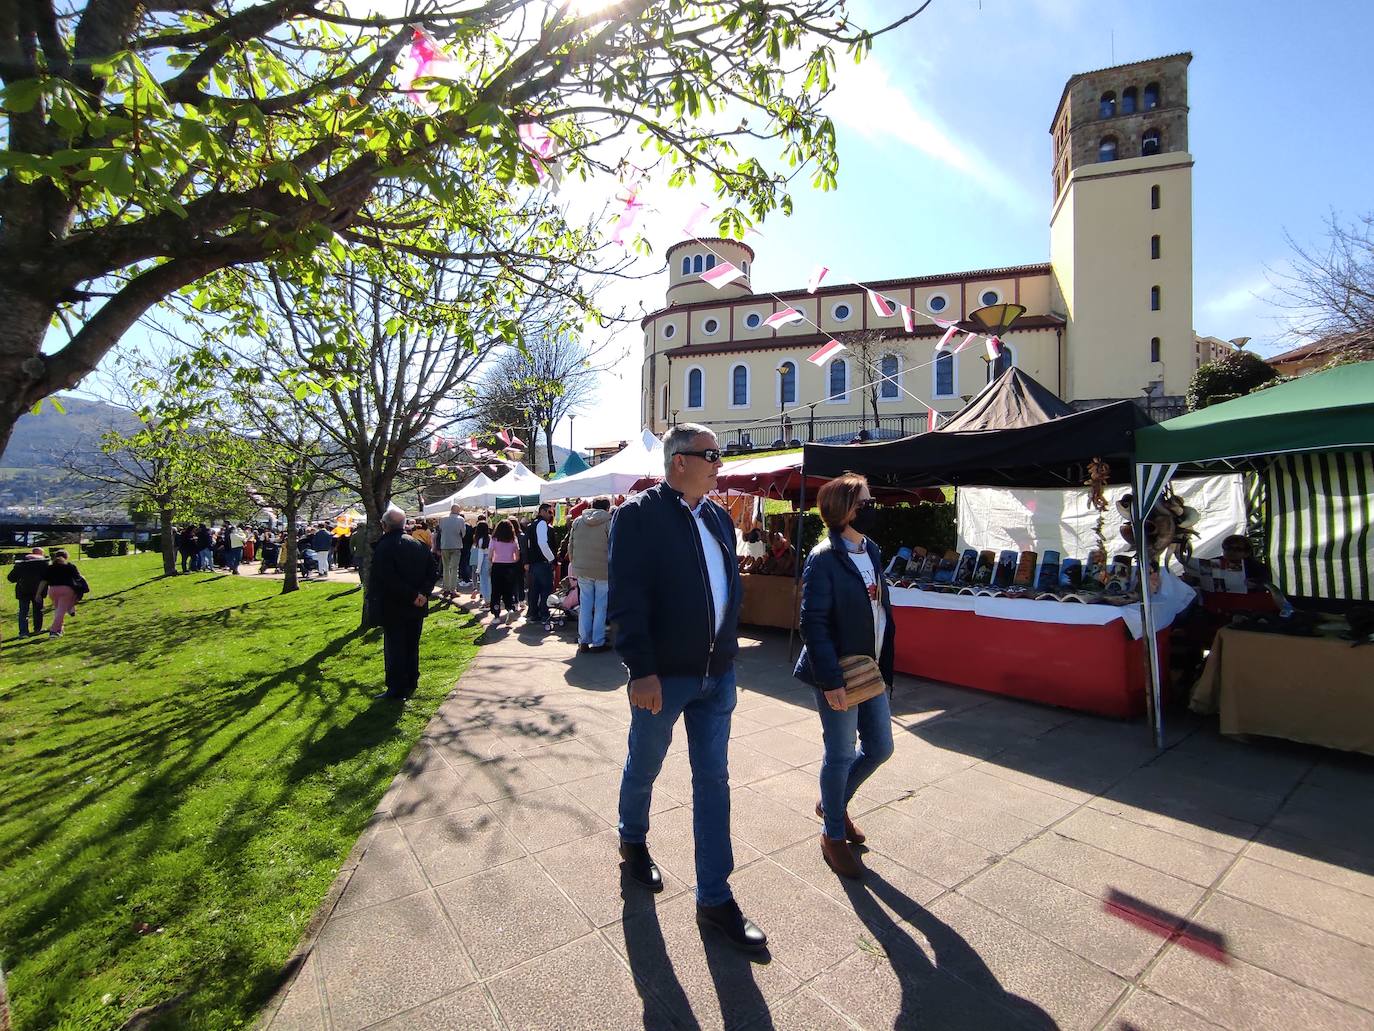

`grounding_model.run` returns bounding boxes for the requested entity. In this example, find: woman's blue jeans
[817,688,894,841]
